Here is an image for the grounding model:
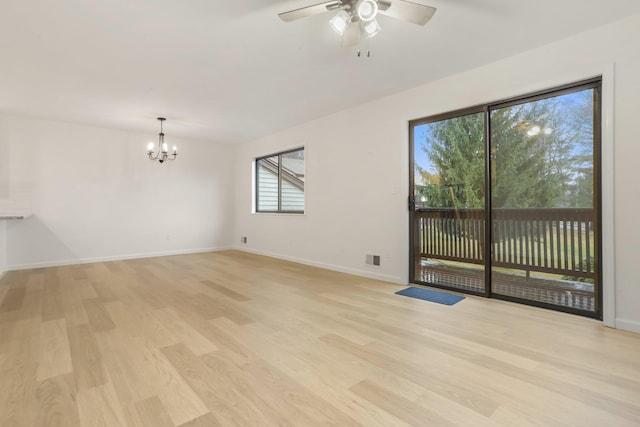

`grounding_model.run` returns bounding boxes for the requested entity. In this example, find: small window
[255,147,305,213]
